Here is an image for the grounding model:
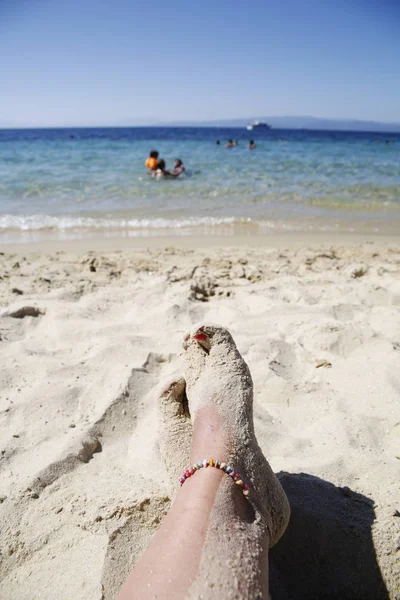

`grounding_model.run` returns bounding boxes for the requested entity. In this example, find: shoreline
[1,230,400,254]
